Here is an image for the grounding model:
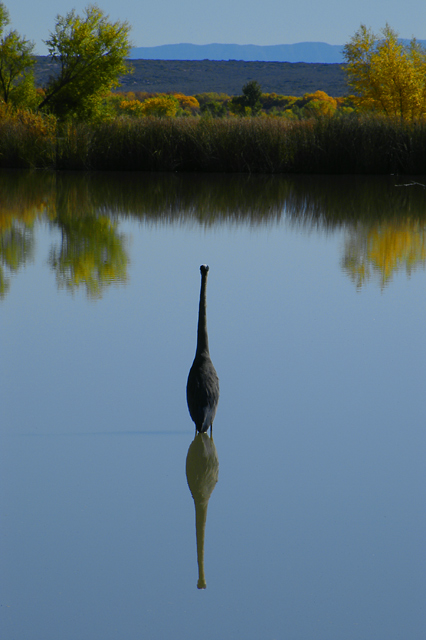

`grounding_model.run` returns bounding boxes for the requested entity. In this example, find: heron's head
[200,265,209,276]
